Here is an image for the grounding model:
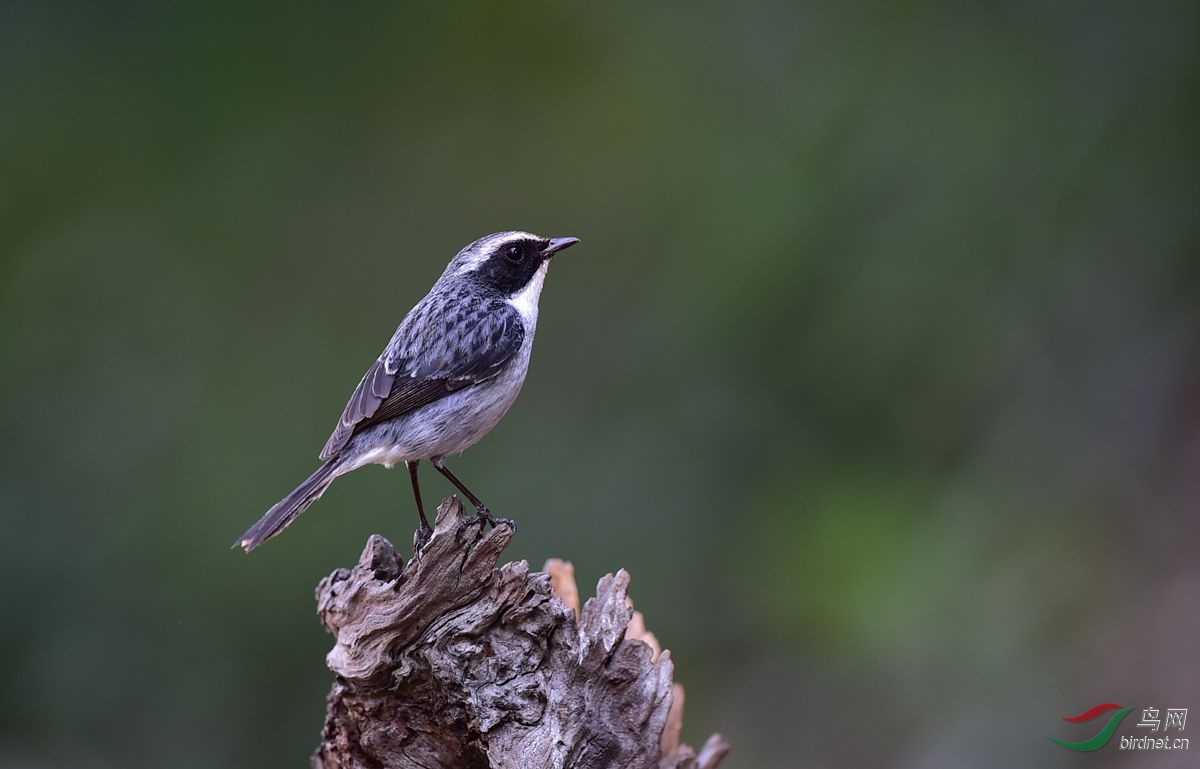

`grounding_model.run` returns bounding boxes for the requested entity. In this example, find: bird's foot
[413,523,433,555]
[460,505,516,533]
